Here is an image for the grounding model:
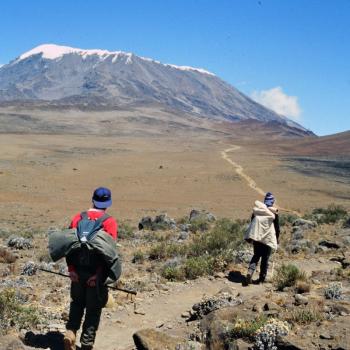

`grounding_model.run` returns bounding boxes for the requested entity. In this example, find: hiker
[63,187,119,350]
[244,192,280,285]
